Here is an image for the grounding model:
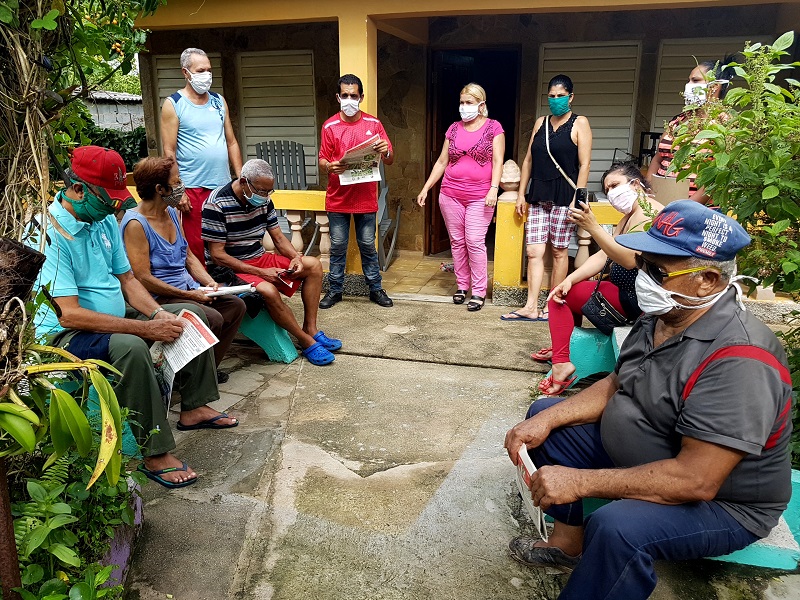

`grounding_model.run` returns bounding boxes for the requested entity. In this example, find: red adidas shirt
[319,112,392,213]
